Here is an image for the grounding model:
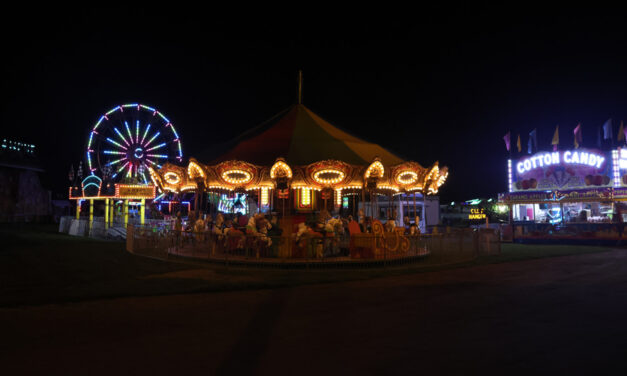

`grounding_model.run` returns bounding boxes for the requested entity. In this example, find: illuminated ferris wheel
[86,103,183,183]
